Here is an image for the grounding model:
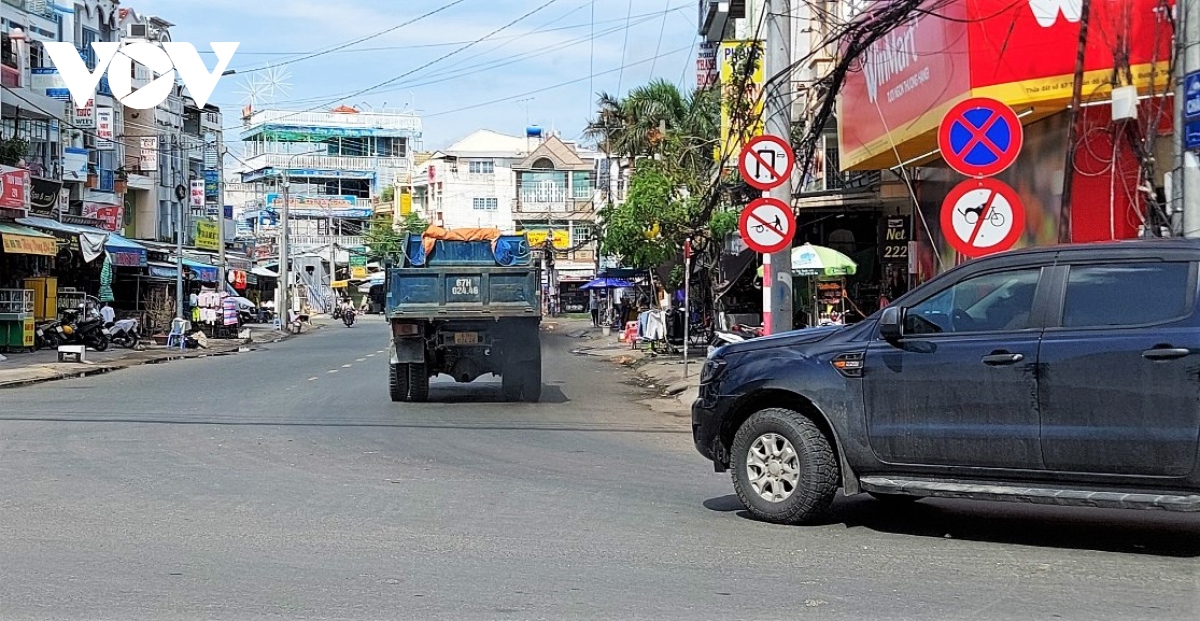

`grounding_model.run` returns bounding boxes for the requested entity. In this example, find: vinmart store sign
[838,0,1173,170]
